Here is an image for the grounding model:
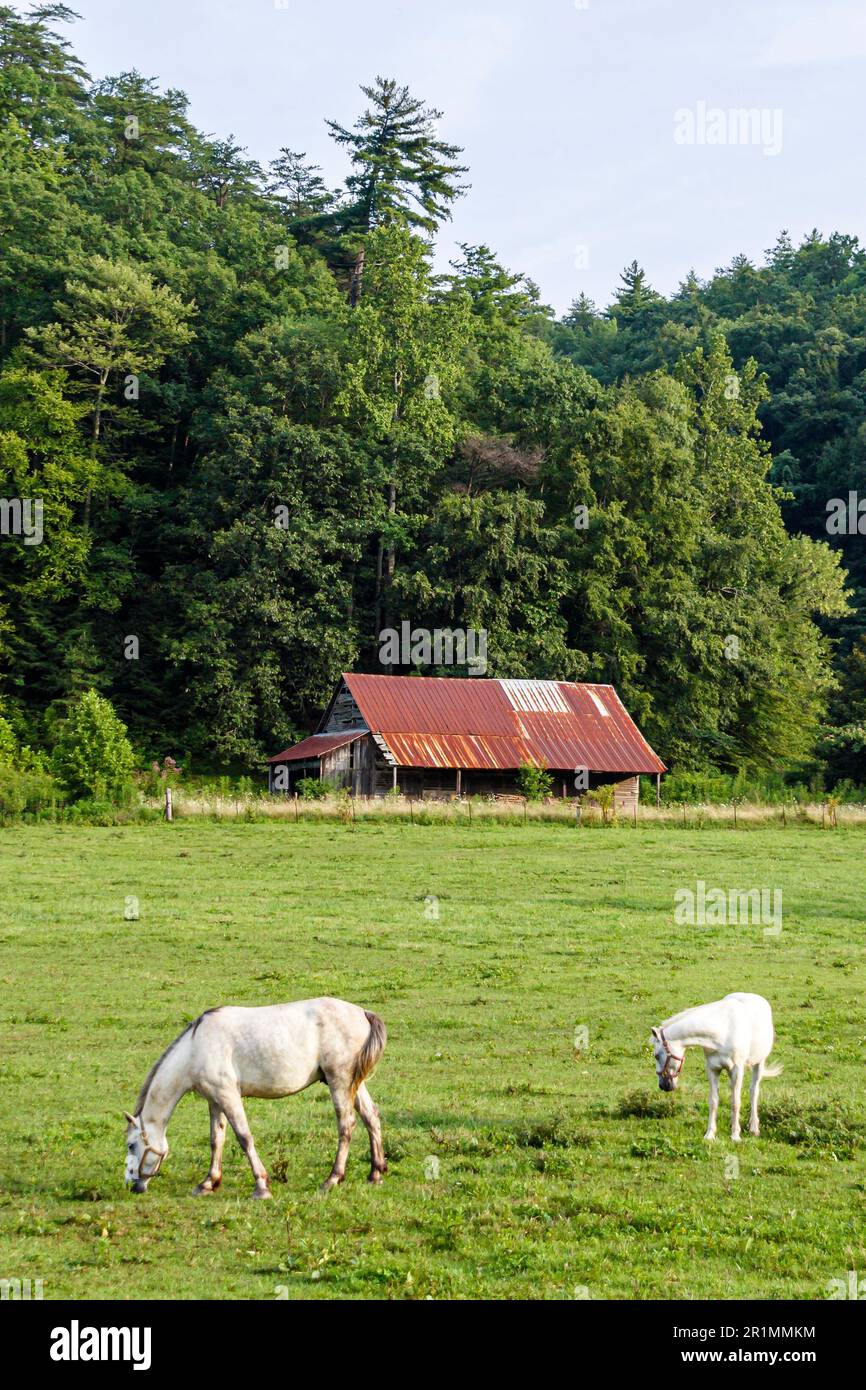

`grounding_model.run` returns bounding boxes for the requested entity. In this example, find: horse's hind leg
[193,1102,227,1195]
[749,1062,764,1136]
[220,1093,271,1199]
[355,1082,387,1184]
[321,1081,356,1193]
